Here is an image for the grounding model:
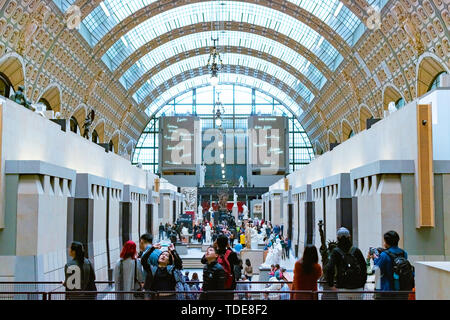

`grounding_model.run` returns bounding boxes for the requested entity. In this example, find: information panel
[159,116,201,173]
[248,116,289,174]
